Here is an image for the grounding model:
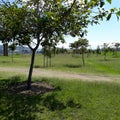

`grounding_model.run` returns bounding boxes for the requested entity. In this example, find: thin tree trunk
[43,54,46,67]
[27,50,36,90]
[82,52,85,66]
[104,54,106,60]
[46,56,48,67]
[81,48,85,66]
[3,43,8,56]
[49,56,51,67]
[104,52,106,60]
[49,46,51,67]
[43,48,46,67]
[27,34,42,90]
[12,51,13,62]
